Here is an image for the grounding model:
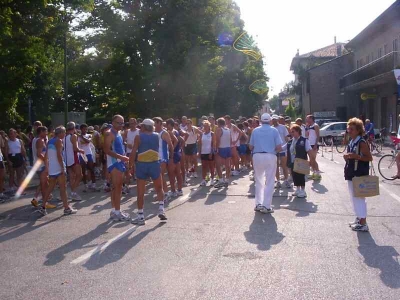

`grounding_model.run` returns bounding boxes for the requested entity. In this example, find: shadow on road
[357,232,400,288]
[44,220,118,266]
[243,213,284,251]
[83,222,165,270]
[311,181,328,194]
